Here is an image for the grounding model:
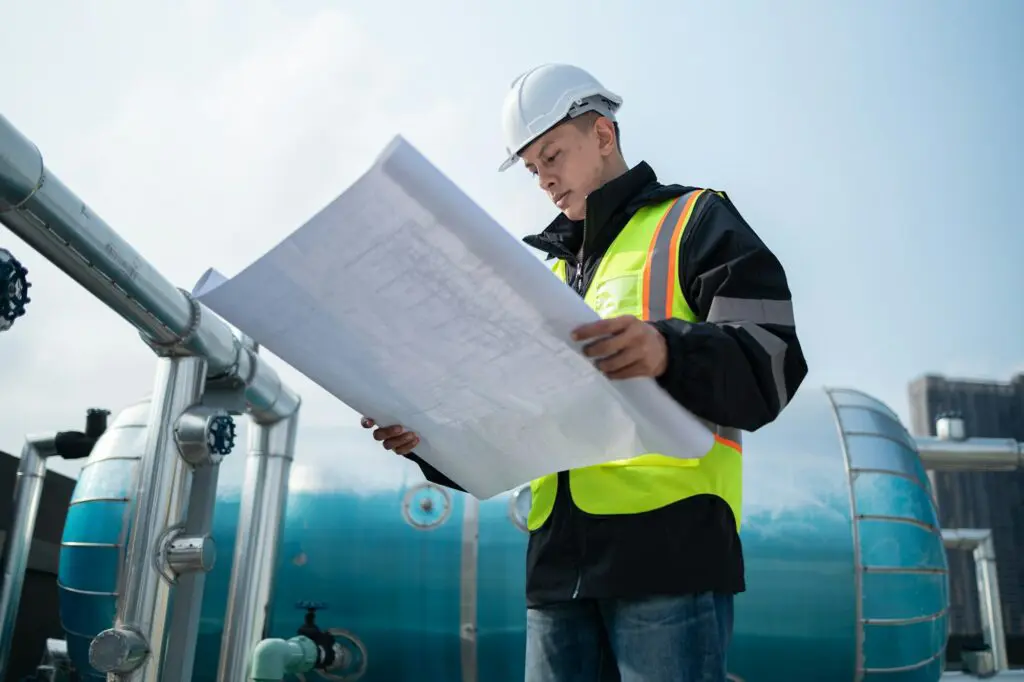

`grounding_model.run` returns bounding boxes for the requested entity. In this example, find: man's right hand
[360,417,420,456]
